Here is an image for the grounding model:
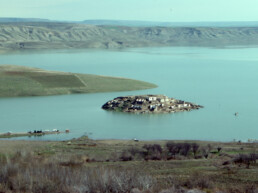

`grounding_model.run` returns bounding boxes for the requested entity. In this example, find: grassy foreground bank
[0,137,257,193]
[0,65,157,97]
